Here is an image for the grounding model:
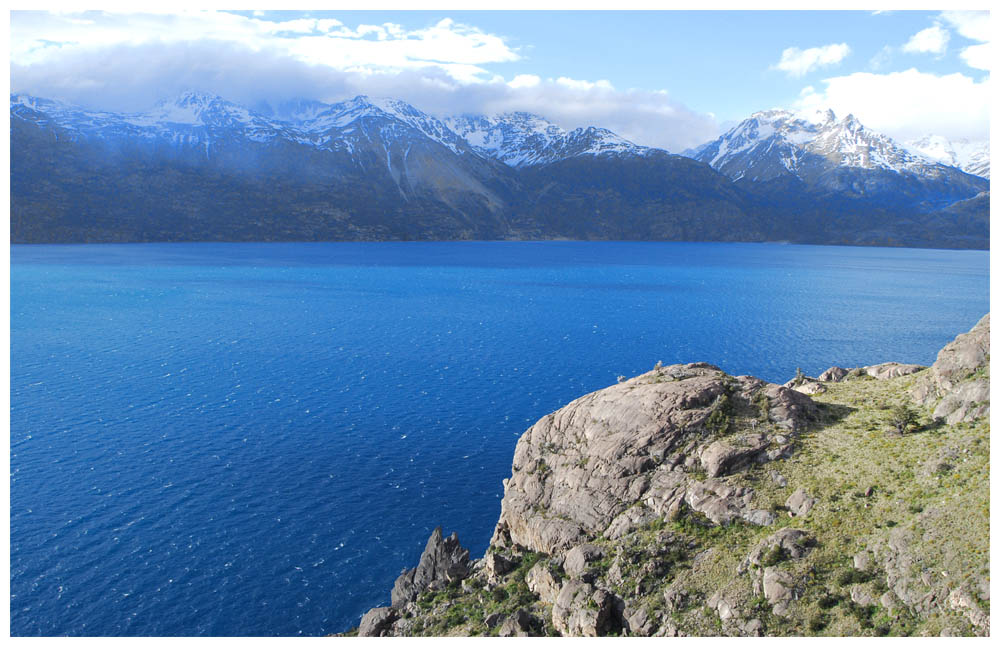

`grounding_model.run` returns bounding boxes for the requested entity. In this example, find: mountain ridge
[9,92,990,249]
